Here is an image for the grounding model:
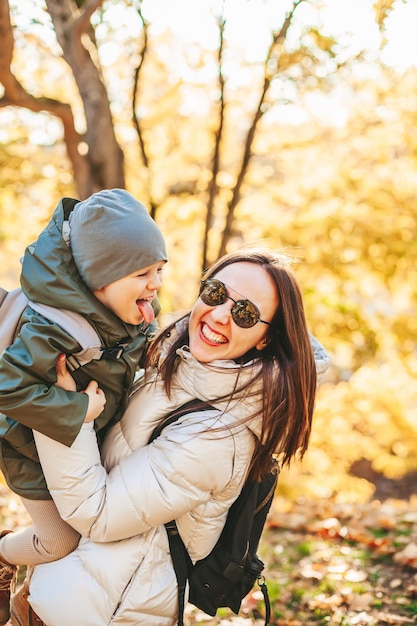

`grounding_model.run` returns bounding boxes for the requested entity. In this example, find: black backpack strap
[257,576,271,626]
[165,521,193,626]
[148,399,213,442]
[148,399,215,626]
